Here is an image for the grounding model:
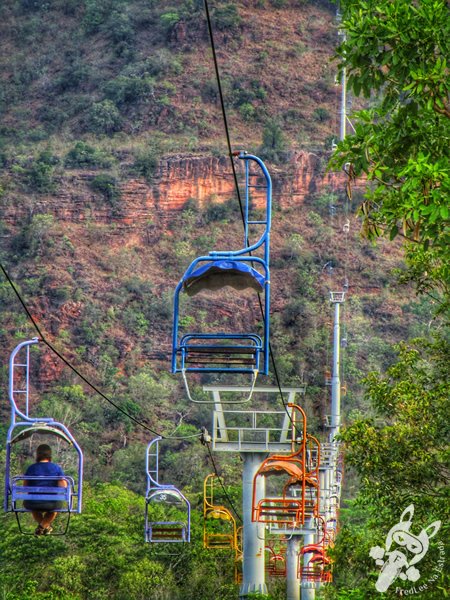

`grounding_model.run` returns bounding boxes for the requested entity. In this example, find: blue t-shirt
[25,462,65,487]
